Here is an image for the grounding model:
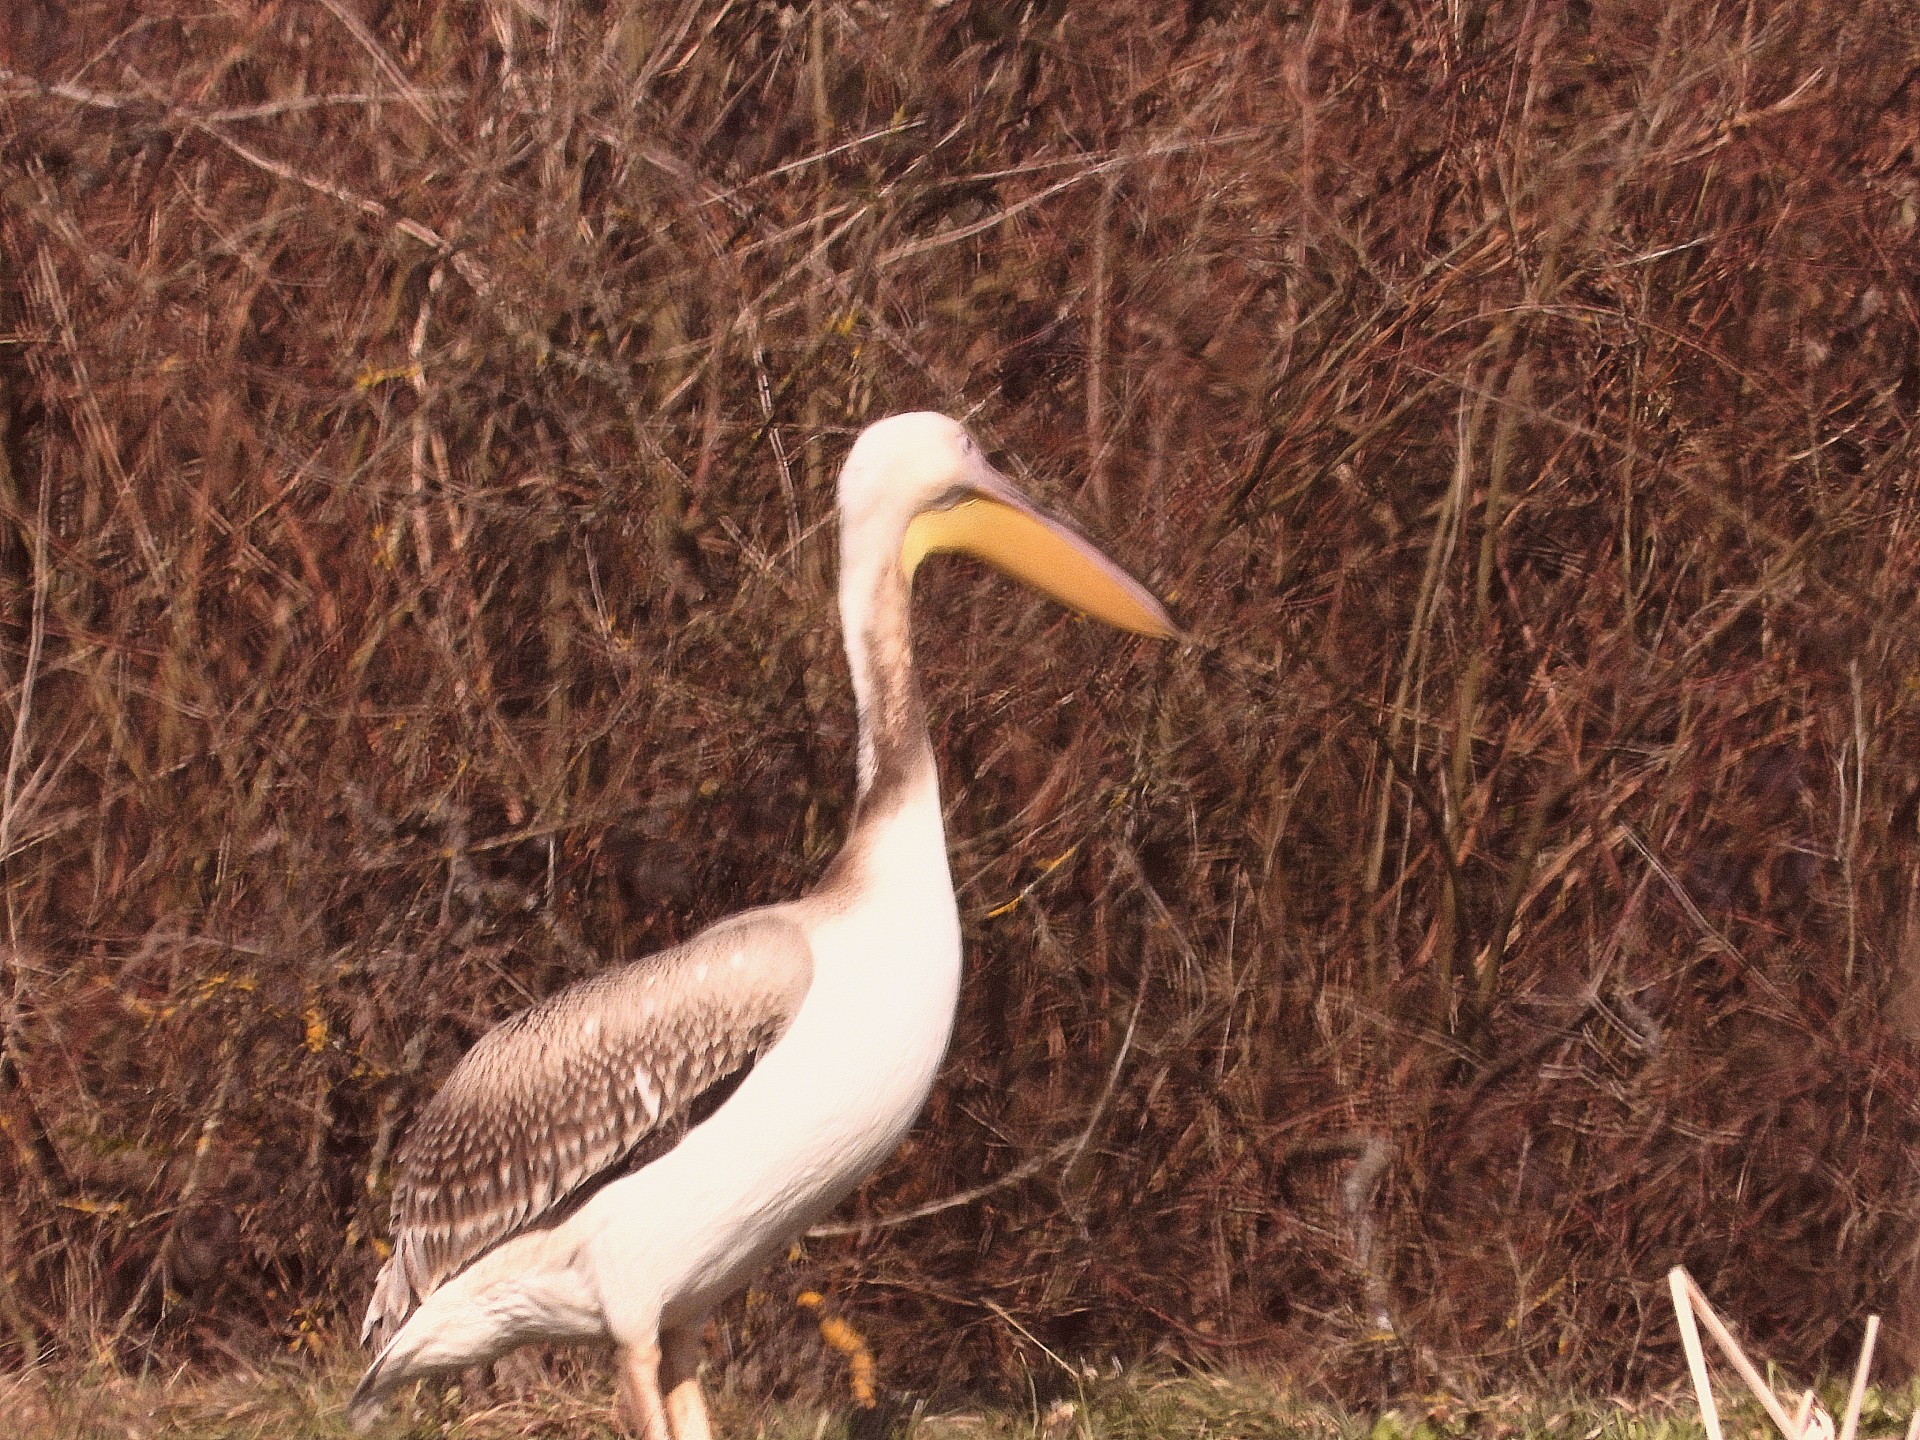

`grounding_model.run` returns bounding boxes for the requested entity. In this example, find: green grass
[13,1365,1914,1440]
